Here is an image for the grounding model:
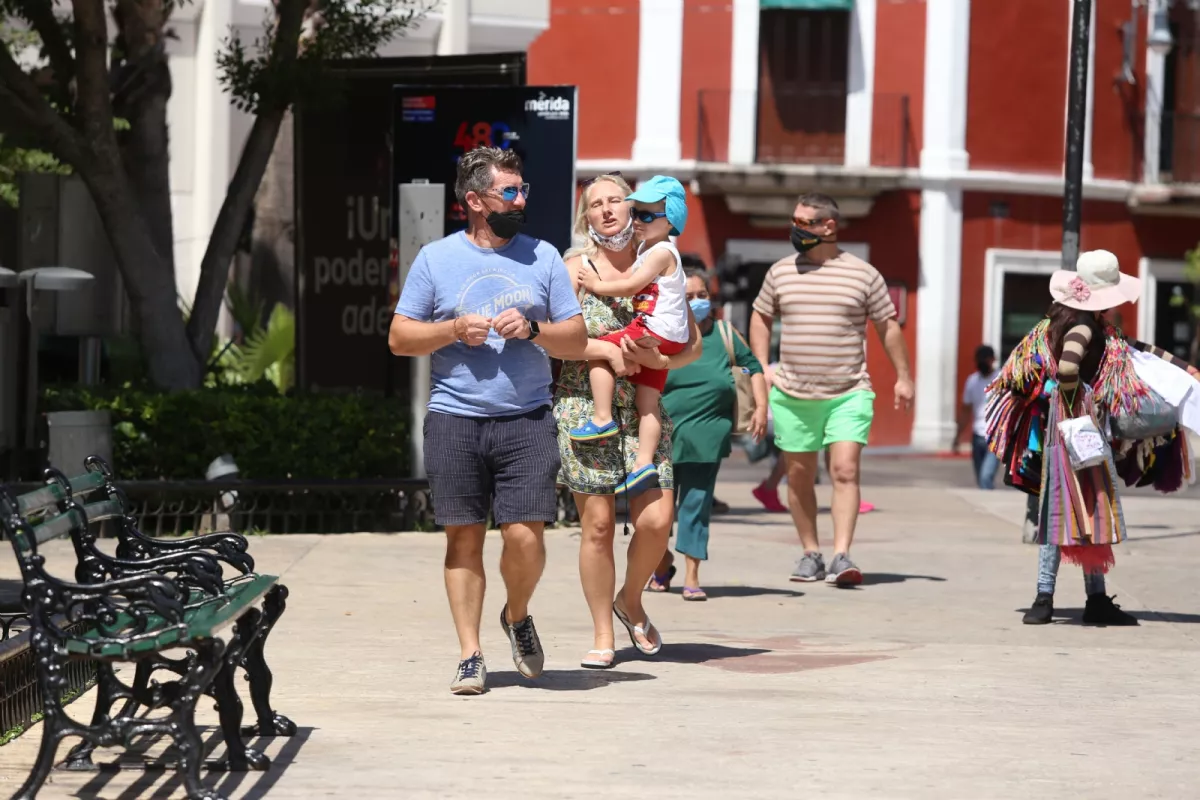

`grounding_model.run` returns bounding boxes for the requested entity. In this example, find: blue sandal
[615,464,659,496]
[569,419,619,443]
